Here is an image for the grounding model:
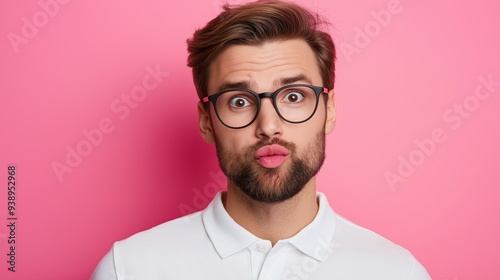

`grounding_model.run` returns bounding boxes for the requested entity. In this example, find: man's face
[199,39,335,203]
